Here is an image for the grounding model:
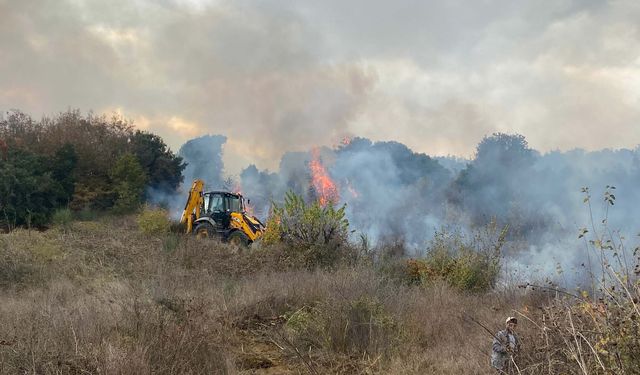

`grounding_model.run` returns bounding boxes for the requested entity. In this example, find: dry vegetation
[0,212,638,374]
